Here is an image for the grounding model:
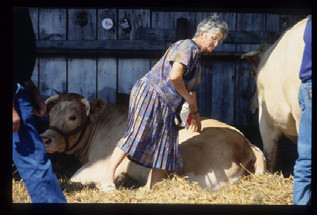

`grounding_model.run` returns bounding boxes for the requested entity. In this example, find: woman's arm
[25,80,47,116]
[187,92,201,132]
[169,62,196,110]
[170,62,201,132]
